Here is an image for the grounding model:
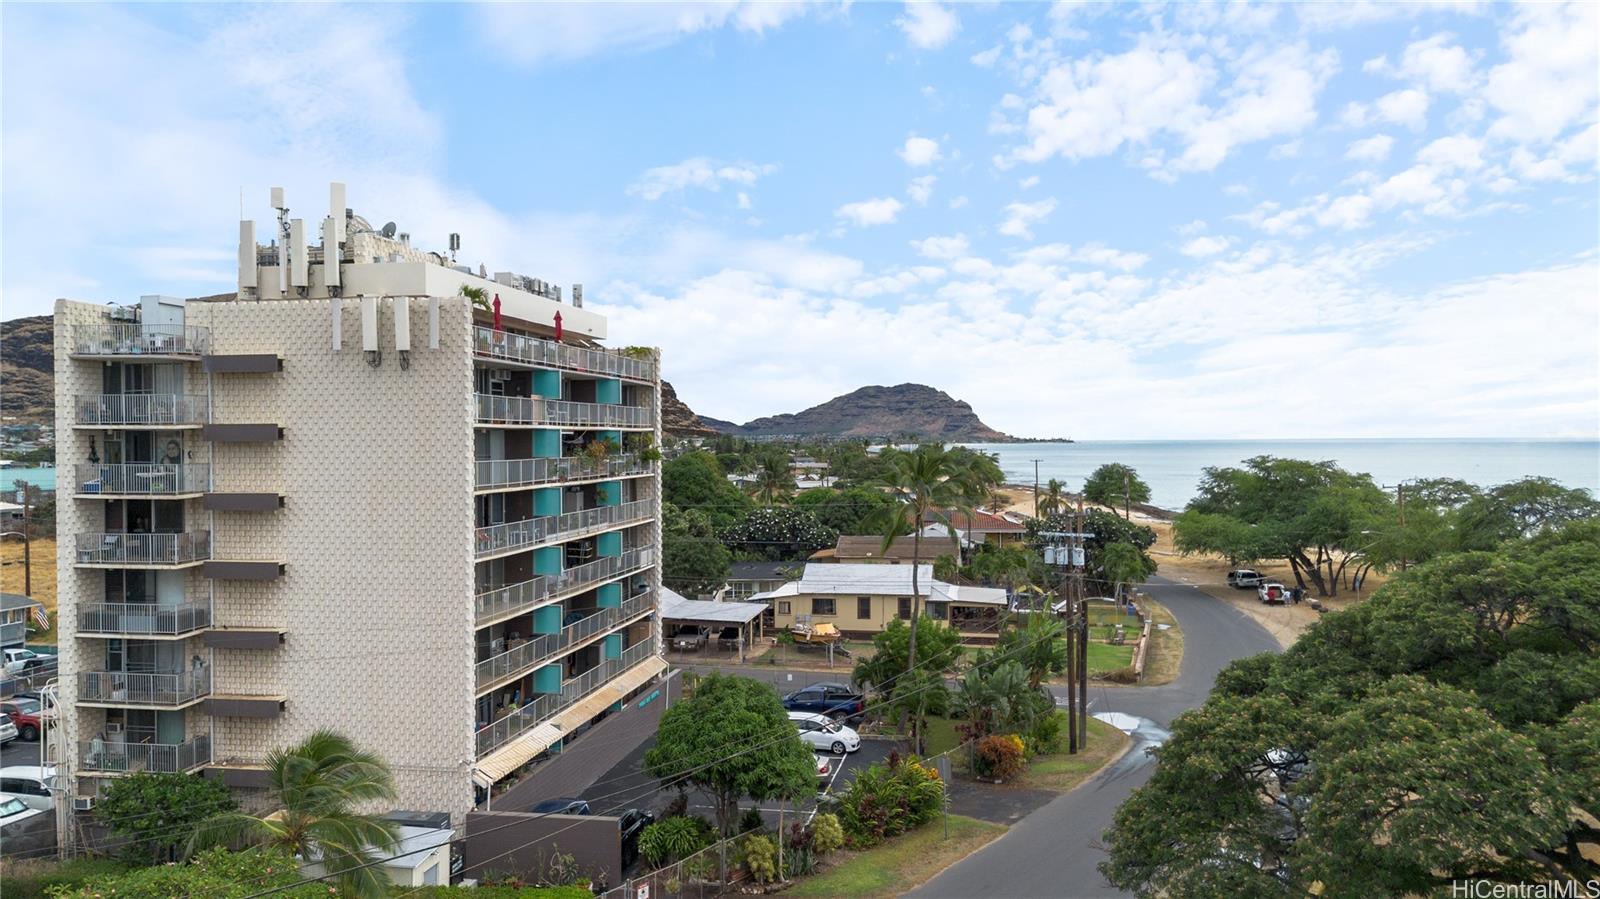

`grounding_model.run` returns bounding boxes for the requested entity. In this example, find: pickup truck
[1227,570,1267,589]
[1258,583,1288,605]
[670,625,708,651]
